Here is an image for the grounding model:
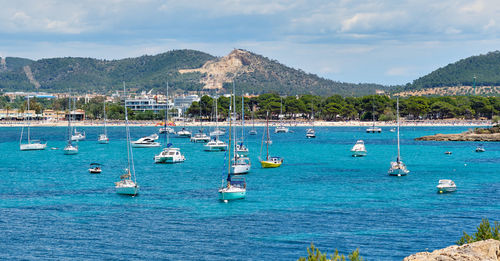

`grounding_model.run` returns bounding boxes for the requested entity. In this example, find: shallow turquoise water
[1,126,499,260]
